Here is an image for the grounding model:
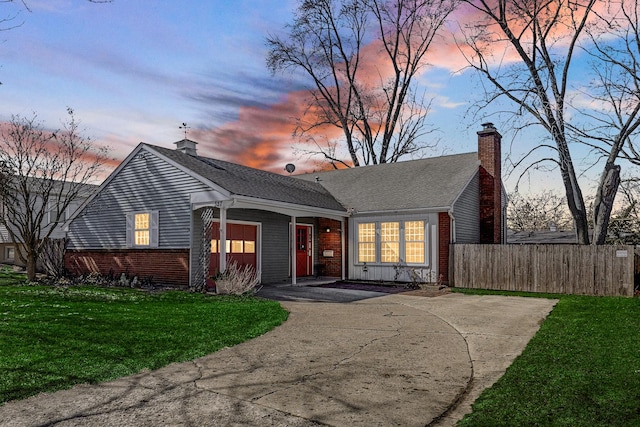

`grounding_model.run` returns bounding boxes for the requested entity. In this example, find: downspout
[448,210,456,286]
[340,217,346,281]
[291,216,297,285]
[448,210,456,243]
